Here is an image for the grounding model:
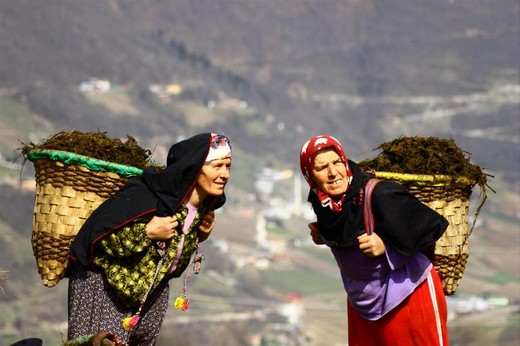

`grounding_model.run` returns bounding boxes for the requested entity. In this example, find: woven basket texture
[31,158,134,287]
[375,172,475,295]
